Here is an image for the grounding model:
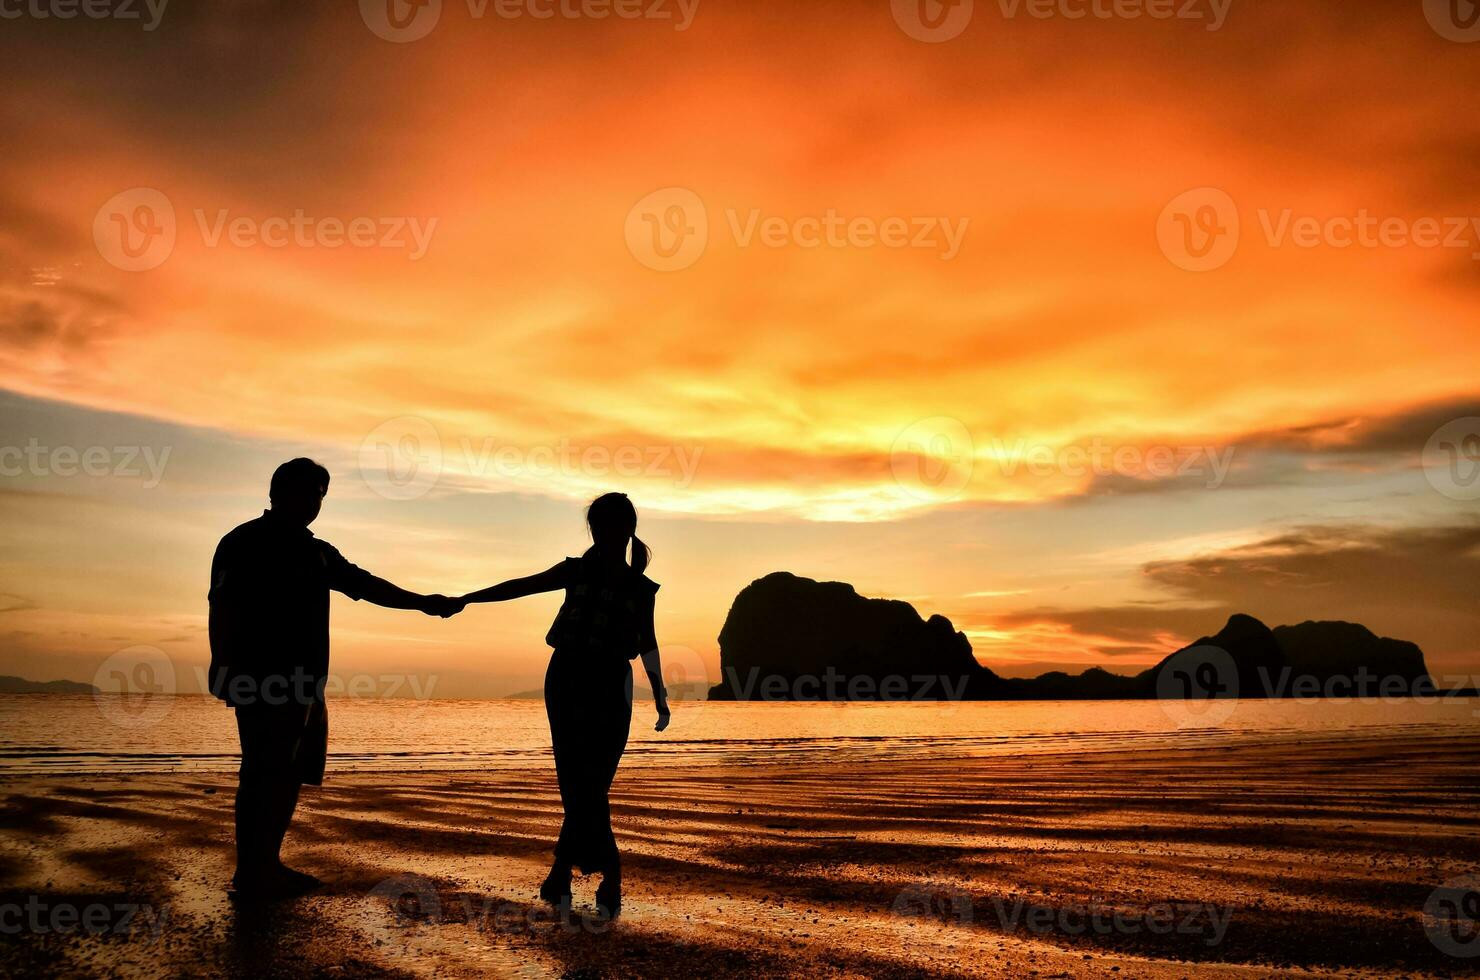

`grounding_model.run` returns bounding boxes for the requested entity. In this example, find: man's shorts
[235,698,328,786]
